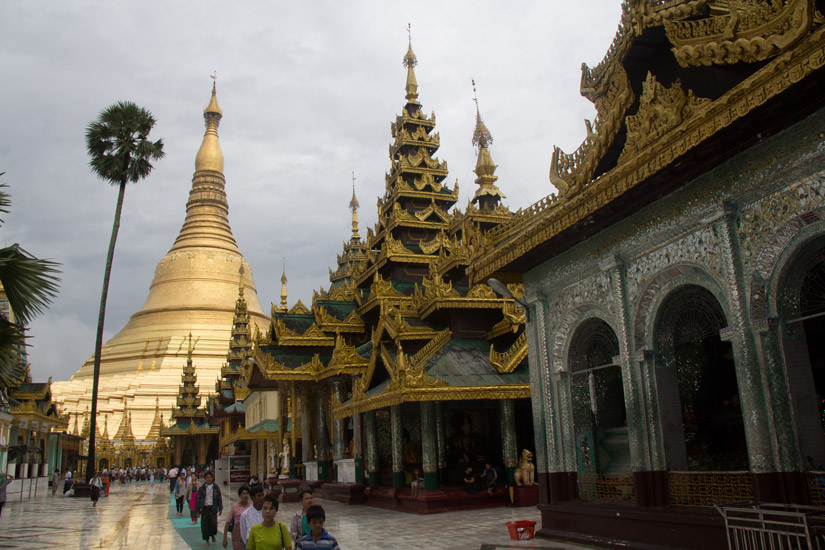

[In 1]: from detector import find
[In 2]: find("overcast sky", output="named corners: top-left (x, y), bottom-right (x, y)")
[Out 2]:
top-left (1, 1), bottom-right (622, 383)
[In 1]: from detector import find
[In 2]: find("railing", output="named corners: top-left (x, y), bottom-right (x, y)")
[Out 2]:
top-left (577, 472), bottom-right (635, 503)
top-left (808, 472), bottom-right (825, 506)
top-left (716, 502), bottom-right (825, 550)
top-left (668, 471), bottom-right (753, 508)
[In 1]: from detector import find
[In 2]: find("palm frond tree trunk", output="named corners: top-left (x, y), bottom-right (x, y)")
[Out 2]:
top-left (88, 178), bottom-right (126, 481)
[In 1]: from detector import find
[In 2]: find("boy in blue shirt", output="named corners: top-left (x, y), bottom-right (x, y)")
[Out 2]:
top-left (295, 505), bottom-right (340, 550)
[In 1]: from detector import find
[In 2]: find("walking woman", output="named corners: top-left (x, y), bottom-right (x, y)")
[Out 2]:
top-left (187, 476), bottom-right (199, 525)
top-left (174, 471), bottom-right (187, 516)
top-left (222, 485), bottom-right (252, 549)
top-left (90, 471), bottom-right (103, 508)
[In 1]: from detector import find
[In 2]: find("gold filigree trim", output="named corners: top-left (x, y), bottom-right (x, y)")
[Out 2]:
top-left (489, 333), bottom-right (528, 374)
top-left (665, 0), bottom-right (813, 67)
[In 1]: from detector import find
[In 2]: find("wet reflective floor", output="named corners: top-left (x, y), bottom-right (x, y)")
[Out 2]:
top-left (0, 482), bottom-right (594, 549)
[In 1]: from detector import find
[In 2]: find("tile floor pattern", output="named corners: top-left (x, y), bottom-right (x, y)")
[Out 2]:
top-left (0, 482), bottom-right (599, 549)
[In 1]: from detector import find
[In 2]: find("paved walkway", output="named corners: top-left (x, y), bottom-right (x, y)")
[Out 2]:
top-left (0, 482), bottom-right (596, 549)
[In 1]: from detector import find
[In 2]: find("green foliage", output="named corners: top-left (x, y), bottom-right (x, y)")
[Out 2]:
top-left (85, 102), bottom-right (165, 186)
top-left (0, 180), bottom-right (62, 388)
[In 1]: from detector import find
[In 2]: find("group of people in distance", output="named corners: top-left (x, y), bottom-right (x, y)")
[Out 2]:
top-left (223, 484), bottom-right (340, 550)
top-left (463, 463), bottom-right (498, 495)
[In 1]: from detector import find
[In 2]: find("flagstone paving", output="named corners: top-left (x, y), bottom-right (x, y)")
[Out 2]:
top-left (0, 481), bottom-right (596, 549)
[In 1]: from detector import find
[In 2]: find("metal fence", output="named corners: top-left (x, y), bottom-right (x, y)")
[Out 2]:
top-left (716, 502), bottom-right (825, 550)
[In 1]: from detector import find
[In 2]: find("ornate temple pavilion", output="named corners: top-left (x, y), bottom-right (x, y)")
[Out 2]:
top-left (469, 1), bottom-right (825, 548)
top-left (238, 39), bottom-right (533, 510)
top-left (52, 83), bottom-right (270, 441)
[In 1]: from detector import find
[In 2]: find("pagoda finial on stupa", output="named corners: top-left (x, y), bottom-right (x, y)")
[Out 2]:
top-left (280, 261), bottom-right (288, 313)
top-left (195, 73), bottom-right (224, 173)
top-left (102, 414), bottom-right (109, 441)
top-left (470, 79), bottom-right (505, 209)
top-left (403, 23), bottom-right (419, 101)
top-left (350, 172), bottom-right (361, 241)
top-left (237, 265), bottom-right (245, 298)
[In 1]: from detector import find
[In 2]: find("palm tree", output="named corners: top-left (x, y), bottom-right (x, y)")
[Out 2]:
top-left (0, 176), bottom-right (61, 388)
top-left (85, 102), bottom-right (164, 480)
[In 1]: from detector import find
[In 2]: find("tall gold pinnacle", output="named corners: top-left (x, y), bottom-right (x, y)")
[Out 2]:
top-left (404, 24), bottom-right (419, 100)
top-left (238, 265), bottom-right (245, 297)
top-left (280, 261), bottom-right (288, 312)
top-left (350, 172), bottom-right (360, 241)
top-left (470, 79), bottom-right (504, 206)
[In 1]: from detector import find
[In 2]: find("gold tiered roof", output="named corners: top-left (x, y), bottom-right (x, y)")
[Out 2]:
top-left (250, 38), bottom-right (530, 420)
top-left (162, 335), bottom-right (218, 436)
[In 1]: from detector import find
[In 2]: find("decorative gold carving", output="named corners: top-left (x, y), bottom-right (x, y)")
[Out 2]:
top-left (621, 73), bottom-right (710, 161)
top-left (489, 333), bottom-right (528, 374)
top-left (287, 299), bottom-right (311, 315)
top-left (665, 0), bottom-right (813, 67)
top-left (329, 334), bottom-right (369, 369)
top-left (273, 318), bottom-right (334, 346)
top-left (466, 283), bottom-right (497, 299)
top-left (410, 328), bottom-right (452, 367)
top-left (551, 62), bottom-right (635, 197)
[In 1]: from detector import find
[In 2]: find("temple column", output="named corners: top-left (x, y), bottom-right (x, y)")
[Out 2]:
top-left (364, 410), bottom-right (379, 487)
top-left (290, 382), bottom-right (297, 477)
top-left (315, 384), bottom-right (332, 480)
top-left (301, 384), bottom-right (313, 465)
top-left (330, 377), bottom-right (346, 461)
top-left (390, 405), bottom-right (404, 488)
top-left (420, 402), bottom-right (437, 490)
top-left (435, 402), bottom-right (447, 484)
top-left (352, 412), bottom-right (364, 483)
top-left (712, 202), bottom-right (784, 500)
top-left (500, 399), bottom-right (518, 484)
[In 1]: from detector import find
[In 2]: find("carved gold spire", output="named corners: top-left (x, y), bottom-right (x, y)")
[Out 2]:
top-left (280, 266), bottom-right (288, 313)
top-left (403, 24), bottom-right (419, 101)
top-left (350, 172), bottom-right (360, 241)
top-left (238, 265), bottom-right (245, 297)
top-left (471, 79), bottom-right (505, 208)
top-left (101, 414), bottom-right (109, 441)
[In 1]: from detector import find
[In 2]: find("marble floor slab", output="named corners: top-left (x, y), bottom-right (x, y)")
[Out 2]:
top-left (0, 481), bottom-right (597, 549)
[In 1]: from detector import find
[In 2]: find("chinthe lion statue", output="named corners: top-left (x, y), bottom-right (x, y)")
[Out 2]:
top-left (514, 449), bottom-right (535, 485)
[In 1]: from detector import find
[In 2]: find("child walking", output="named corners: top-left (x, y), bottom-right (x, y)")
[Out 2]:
top-left (295, 505), bottom-right (340, 550)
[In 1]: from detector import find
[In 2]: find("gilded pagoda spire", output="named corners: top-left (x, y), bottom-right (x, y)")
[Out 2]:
top-left (404, 24), bottom-right (419, 101)
top-left (471, 79), bottom-right (505, 209)
top-left (101, 414), bottom-right (109, 441)
top-left (170, 76), bottom-right (238, 254)
top-left (146, 397), bottom-right (165, 440)
top-left (280, 267), bottom-right (288, 313)
top-left (350, 172), bottom-right (360, 242)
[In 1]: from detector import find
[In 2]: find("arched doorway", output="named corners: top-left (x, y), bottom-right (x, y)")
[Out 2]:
top-left (776, 235), bottom-right (825, 468)
top-left (655, 285), bottom-right (747, 471)
top-left (568, 317), bottom-right (630, 500)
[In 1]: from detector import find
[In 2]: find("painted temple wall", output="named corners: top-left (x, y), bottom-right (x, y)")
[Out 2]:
top-left (523, 104), bottom-right (825, 479)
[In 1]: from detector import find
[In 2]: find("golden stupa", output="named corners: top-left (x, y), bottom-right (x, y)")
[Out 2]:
top-left (53, 81), bottom-right (269, 439)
